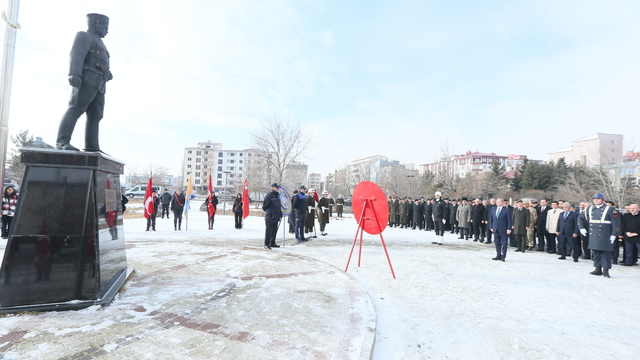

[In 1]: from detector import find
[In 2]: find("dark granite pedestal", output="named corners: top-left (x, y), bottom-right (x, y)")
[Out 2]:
top-left (0, 148), bottom-right (131, 313)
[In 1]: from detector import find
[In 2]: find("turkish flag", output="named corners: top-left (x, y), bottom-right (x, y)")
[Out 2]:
top-left (242, 177), bottom-right (250, 219)
top-left (207, 173), bottom-right (215, 217)
top-left (143, 177), bottom-right (154, 218)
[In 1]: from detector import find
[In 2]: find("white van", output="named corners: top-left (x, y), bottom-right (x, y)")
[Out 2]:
top-left (125, 185), bottom-right (160, 198)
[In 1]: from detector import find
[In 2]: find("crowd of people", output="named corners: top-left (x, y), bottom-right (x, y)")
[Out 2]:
top-left (387, 191), bottom-right (640, 277)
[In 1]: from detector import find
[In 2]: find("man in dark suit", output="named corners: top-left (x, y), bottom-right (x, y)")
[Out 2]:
top-left (556, 202), bottom-right (580, 261)
top-left (512, 200), bottom-right (530, 253)
top-left (536, 199), bottom-right (550, 251)
top-left (470, 198), bottom-right (485, 242)
top-left (621, 203), bottom-right (640, 266)
top-left (490, 198), bottom-right (512, 261)
top-left (483, 198), bottom-right (495, 244)
top-left (577, 201), bottom-right (591, 259)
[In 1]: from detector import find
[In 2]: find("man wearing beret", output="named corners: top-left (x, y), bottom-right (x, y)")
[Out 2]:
top-left (578, 193), bottom-right (621, 278)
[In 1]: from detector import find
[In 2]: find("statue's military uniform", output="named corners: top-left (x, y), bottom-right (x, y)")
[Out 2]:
top-left (578, 204), bottom-right (620, 270)
top-left (57, 13), bottom-right (112, 152)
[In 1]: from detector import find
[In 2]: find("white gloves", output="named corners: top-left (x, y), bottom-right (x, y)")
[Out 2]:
top-left (610, 236), bottom-right (616, 244)
top-left (321, 207), bottom-right (327, 212)
top-left (442, 219), bottom-right (447, 224)
top-left (580, 229), bottom-right (587, 236)
top-left (308, 206), bottom-right (314, 212)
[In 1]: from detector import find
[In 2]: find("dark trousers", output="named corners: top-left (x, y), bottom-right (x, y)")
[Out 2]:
top-left (570, 236), bottom-right (581, 260)
top-left (337, 205), bottom-right (343, 217)
top-left (592, 250), bottom-right (612, 269)
top-left (509, 232), bottom-right (517, 247)
top-left (547, 233), bottom-right (557, 252)
top-left (434, 219), bottom-right (445, 236)
top-left (173, 209), bottom-right (183, 229)
top-left (161, 204), bottom-right (170, 218)
top-left (459, 227), bottom-right (470, 239)
top-left (558, 234), bottom-right (570, 257)
top-left (208, 213), bottom-right (216, 229)
top-left (234, 212), bottom-right (243, 229)
top-left (580, 234), bottom-right (590, 259)
top-left (613, 240), bottom-right (624, 262)
top-left (57, 84), bottom-right (104, 149)
top-left (515, 234), bottom-right (527, 251)
top-left (146, 214), bottom-right (157, 230)
top-left (625, 242), bottom-right (640, 265)
top-left (473, 224), bottom-right (483, 240)
top-left (295, 212), bottom-right (306, 240)
top-left (1, 215), bottom-right (13, 237)
top-left (537, 229), bottom-right (547, 250)
top-left (426, 219), bottom-right (434, 231)
top-left (494, 231), bottom-right (509, 259)
top-left (485, 225), bottom-right (493, 243)
top-left (265, 221), bottom-right (279, 246)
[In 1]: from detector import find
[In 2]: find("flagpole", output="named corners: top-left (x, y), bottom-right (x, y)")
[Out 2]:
top-left (0, 0), bottom-right (20, 186)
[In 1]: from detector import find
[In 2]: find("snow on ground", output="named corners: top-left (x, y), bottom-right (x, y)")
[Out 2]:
top-left (1, 200), bottom-right (640, 359)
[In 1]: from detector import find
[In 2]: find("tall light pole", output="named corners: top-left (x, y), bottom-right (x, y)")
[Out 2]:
top-left (0, 0), bottom-right (20, 186)
top-left (223, 171), bottom-right (231, 214)
top-left (406, 174), bottom-right (415, 198)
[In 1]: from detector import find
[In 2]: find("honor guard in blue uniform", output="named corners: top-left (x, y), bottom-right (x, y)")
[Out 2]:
top-left (578, 193), bottom-right (621, 278)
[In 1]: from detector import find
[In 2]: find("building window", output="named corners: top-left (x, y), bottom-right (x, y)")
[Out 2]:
top-left (218, 152), bottom-right (223, 157)
top-left (230, 167), bottom-right (235, 171)
top-left (196, 151), bottom-right (201, 156)
top-left (196, 165), bottom-right (201, 170)
top-left (195, 172), bottom-right (200, 177)
top-left (217, 181), bottom-right (222, 185)
top-left (239, 167), bottom-right (243, 171)
top-left (196, 158), bottom-right (201, 163)
top-left (203, 165), bottom-right (208, 169)
top-left (239, 153), bottom-right (243, 156)
top-left (206, 145), bottom-right (210, 148)
top-left (230, 153), bottom-right (235, 156)
top-left (204, 151), bottom-right (208, 154)
top-left (187, 171), bottom-right (191, 175)
top-left (217, 174), bottom-right (222, 179)
top-left (230, 173), bottom-right (234, 177)
top-left (218, 166), bottom-right (222, 171)
top-left (239, 160), bottom-right (243, 164)
top-left (228, 160), bottom-right (235, 164)
top-left (218, 159), bottom-right (223, 164)
top-left (187, 157), bottom-right (192, 161)
top-left (187, 164), bottom-right (191, 168)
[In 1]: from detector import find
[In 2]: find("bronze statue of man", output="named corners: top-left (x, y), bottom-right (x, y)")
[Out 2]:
top-left (56, 13), bottom-right (112, 152)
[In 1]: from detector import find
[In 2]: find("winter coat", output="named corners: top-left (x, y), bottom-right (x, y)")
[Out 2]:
top-left (470, 204), bottom-right (485, 224)
top-left (511, 207), bottom-right (530, 235)
top-left (2, 193), bottom-right (18, 217)
top-left (233, 197), bottom-right (243, 213)
top-left (399, 202), bottom-right (408, 224)
top-left (317, 197), bottom-right (330, 225)
top-left (449, 204), bottom-right (458, 224)
top-left (390, 200), bottom-right (399, 218)
top-left (293, 192), bottom-right (307, 214)
top-left (262, 189), bottom-right (282, 223)
top-left (204, 195), bottom-right (219, 211)
top-left (456, 204), bottom-right (471, 228)
top-left (621, 212), bottom-right (640, 244)
top-left (171, 193), bottom-right (186, 211)
top-left (160, 192), bottom-right (172, 205)
top-left (578, 205), bottom-right (621, 251)
top-left (546, 208), bottom-right (561, 233)
top-left (305, 196), bottom-right (316, 227)
top-left (432, 199), bottom-right (448, 220)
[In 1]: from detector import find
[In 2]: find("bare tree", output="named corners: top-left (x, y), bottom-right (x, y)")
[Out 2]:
top-left (248, 114), bottom-right (313, 184)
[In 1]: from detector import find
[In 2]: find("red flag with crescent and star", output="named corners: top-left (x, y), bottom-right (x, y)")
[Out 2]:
top-left (242, 177), bottom-right (250, 219)
top-left (143, 176), bottom-right (154, 218)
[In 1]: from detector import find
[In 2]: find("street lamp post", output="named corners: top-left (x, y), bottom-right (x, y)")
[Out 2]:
top-left (223, 171), bottom-right (231, 214)
top-left (406, 175), bottom-right (415, 198)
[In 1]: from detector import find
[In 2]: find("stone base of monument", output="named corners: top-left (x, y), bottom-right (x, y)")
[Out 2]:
top-left (0, 148), bottom-right (133, 314)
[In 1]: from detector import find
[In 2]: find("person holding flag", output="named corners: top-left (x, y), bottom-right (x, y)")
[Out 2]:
top-left (204, 174), bottom-right (218, 229)
top-left (171, 189), bottom-right (186, 231)
top-left (242, 177), bottom-right (250, 221)
top-left (145, 190), bottom-right (159, 231)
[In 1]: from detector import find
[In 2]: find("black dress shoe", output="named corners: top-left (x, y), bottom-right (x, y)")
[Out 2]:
top-left (603, 269), bottom-right (610, 278)
top-left (264, 245), bottom-right (272, 250)
top-left (573, 259), bottom-right (578, 262)
top-left (492, 256), bottom-right (501, 261)
top-left (501, 259), bottom-right (505, 262)
top-left (620, 263), bottom-right (632, 266)
top-left (536, 249), bottom-right (544, 251)
top-left (558, 256), bottom-right (566, 260)
top-left (270, 244), bottom-right (280, 248)
top-left (612, 259), bottom-right (618, 265)
top-left (590, 268), bottom-right (603, 276)
top-left (432, 241), bottom-right (439, 245)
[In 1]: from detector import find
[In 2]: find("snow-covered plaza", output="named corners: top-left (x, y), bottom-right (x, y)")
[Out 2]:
top-left (1, 201), bottom-right (639, 359)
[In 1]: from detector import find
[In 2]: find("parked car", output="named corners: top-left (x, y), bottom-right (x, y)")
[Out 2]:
top-left (125, 185), bottom-right (160, 198)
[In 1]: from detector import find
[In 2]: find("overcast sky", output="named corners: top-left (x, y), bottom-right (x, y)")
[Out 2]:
top-left (4, 0), bottom-right (640, 178)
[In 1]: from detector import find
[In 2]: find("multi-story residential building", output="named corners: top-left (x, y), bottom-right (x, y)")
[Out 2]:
top-left (549, 133), bottom-right (623, 167)
top-left (308, 173), bottom-right (322, 191)
top-left (420, 151), bottom-right (526, 177)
